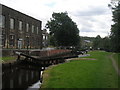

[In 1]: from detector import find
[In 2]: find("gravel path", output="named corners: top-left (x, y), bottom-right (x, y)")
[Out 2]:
top-left (110, 53), bottom-right (120, 76)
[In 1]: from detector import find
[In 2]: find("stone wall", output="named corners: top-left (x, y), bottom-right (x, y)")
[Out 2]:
top-left (2, 49), bottom-right (15, 56)
top-left (30, 49), bottom-right (71, 57)
top-left (2, 49), bottom-right (71, 57)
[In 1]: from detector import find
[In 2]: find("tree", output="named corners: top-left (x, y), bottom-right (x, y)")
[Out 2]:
top-left (102, 37), bottom-right (110, 51)
top-left (80, 36), bottom-right (94, 50)
top-left (109, 1), bottom-right (120, 52)
top-left (93, 35), bottom-right (102, 50)
top-left (45, 12), bottom-right (80, 47)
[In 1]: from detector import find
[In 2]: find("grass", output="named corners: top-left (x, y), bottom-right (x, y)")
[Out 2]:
top-left (0, 56), bottom-right (17, 62)
top-left (41, 51), bottom-right (118, 88)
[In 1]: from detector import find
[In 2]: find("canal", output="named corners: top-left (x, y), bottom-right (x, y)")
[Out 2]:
top-left (2, 62), bottom-right (43, 89)
top-left (2, 49), bottom-right (78, 89)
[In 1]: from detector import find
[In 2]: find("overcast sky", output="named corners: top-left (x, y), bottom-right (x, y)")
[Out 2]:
top-left (0, 0), bottom-right (112, 37)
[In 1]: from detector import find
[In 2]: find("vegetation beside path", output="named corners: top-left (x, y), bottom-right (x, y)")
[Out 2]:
top-left (41, 51), bottom-right (119, 88)
top-left (112, 53), bottom-right (120, 69)
top-left (0, 56), bottom-right (17, 63)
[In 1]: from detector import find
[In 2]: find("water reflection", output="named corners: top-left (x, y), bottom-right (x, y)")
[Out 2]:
top-left (2, 64), bottom-right (42, 89)
top-left (28, 80), bottom-right (41, 90)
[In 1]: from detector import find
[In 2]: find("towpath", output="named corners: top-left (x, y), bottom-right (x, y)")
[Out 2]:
top-left (110, 53), bottom-right (120, 76)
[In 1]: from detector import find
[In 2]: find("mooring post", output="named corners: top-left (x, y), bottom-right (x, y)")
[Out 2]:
top-left (43, 61), bottom-right (46, 70)
top-left (17, 55), bottom-right (20, 61)
top-left (15, 52), bottom-right (21, 61)
top-left (39, 71), bottom-right (42, 83)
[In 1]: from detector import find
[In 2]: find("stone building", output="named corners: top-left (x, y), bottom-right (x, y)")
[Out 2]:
top-left (42, 29), bottom-right (48, 47)
top-left (0, 4), bottom-right (42, 49)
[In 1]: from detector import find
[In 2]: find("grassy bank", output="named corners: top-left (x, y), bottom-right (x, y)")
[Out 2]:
top-left (0, 56), bottom-right (17, 62)
top-left (41, 51), bottom-right (118, 88)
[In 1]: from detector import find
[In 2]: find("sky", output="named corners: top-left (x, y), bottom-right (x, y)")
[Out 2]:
top-left (0, 0), bottom-right (112, 37)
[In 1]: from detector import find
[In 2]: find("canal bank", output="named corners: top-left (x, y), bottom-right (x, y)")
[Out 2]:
top-left (40, 51), bottom-right (119, 88)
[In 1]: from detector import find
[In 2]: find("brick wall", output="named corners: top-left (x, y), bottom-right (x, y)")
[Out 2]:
top-left (30, 49), bottom-right (71, 57)
top-left (2, 49), bottom-right (71, 57)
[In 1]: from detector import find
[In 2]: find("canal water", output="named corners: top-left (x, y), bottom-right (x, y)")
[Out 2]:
top-left (27, 80), bottom-right (41, 89)
top-left (27, 71), bottom-right (43, 89)
top-left (2, 64), bottom-right (43, 89)
top-left (78, 54), bottom-right (90, 57)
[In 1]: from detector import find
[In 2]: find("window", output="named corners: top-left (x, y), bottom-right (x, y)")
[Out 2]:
top-left (10, 35), bottom-right (14, 40)
top-left (0, 35), bottom-right (2, 46)
top-left (26, 23), bottom-right (29, 32)
top-left (0, 15), bottom-right (5, 28)
top-left (2, 35), bottom-right (5, 47)
top-left (19, 21), bottom-right (22, 30)
top-left (11, 35), bottom-right (14, 39)
top-left (10, 18), bottom-right (14, 29)
top-left (9, 35), bottom-right (15, 46)
top-left (43, 35), bottom-right (45, 40)
top-left (37, 27), bottom-right (39, 34)
top-left (0, 15), bottom-right (2, 28)
top-left (32, 25), bottom-right (34, 33)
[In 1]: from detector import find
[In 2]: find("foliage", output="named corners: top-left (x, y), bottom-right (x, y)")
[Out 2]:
top-left (109, 1), bottom-right (120, 52)
top-left (41, 51), bottom-right (118, 88)
top-left (80, 36), bottom-right (94, 50)
top-left (46, 12), bottom-right (80, 47)
top-left (92, 35), bottom-right (111, 51)
top-left (80, 36), bottom-right (110, 51)
top-left (113, 53), bottom-right (120, 68)
top-left (93, 35), bottom-right (102, 50)
top-left (102, 37), bottom-right (111, 51)
top-left (48, 35), bottom-right (57, 46)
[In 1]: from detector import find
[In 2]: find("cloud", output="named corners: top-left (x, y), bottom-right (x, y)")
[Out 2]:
top-left (80, 27), bottom-right (95, 32)
top-left (0, 0), bottom-right (112, 37)
top-left (45, 2), bottom-right (56, 7)
top-left (74, 6), bottom-right (110, 17)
